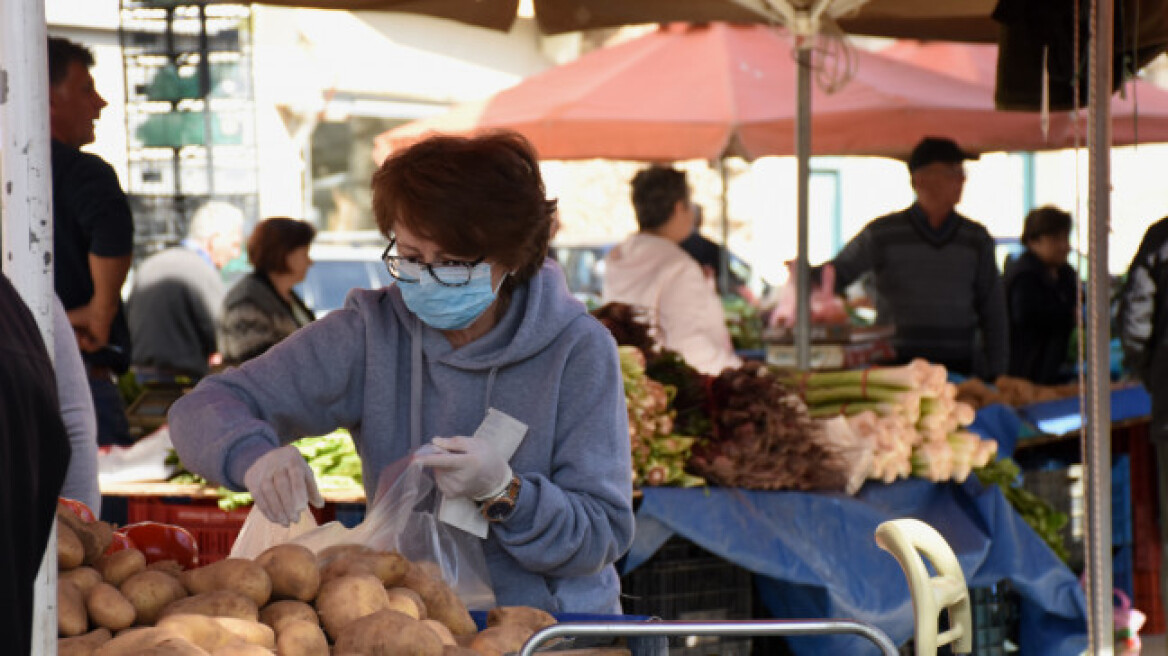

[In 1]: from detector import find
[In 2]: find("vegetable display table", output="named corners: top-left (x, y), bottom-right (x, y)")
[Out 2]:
top-left (624, 479), bottom-right (1088, 656)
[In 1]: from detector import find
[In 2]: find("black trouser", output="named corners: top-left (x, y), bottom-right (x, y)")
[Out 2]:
top-left (1157, 440), bottom-right (1168, 630)
top-left (88, 372), bottom-right (132, 447)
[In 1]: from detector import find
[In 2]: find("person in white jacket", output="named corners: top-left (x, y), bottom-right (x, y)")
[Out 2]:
top-left (602, 165), bottom-right (742, 375)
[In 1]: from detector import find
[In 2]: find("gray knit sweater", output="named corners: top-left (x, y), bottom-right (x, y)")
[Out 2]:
top-left (831, 204), bottom-right (1008, 378)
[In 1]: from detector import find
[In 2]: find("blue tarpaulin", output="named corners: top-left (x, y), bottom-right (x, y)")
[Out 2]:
top-left (626, 478), bottom-right (1088, 655)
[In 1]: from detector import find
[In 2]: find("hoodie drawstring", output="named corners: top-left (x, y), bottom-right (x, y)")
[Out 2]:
top-left (411, 316), bottom-right (423, 450)
top-left (483, 367), bottom-right (499, 416)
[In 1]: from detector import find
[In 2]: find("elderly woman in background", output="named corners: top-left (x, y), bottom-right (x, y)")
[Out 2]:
top-left (218, 217), bottom-right (317, 365)
top-left (169, 132), bottom-right (634, 614)
top-left (1004, 205), bottom-right (1078, 384)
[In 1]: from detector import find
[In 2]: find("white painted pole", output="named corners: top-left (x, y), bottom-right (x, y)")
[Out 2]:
top-left (1, 0), bottom-right (59, 654)
top-left (1084, 0), bottom-right (1114, 650)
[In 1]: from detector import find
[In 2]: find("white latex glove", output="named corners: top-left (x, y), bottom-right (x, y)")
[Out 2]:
top-left (414, 436), bottom-right (512, 501)
top-left (243, 445), bottom-right (325, 527)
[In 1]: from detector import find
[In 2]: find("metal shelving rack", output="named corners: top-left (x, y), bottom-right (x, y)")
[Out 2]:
top-left (119, 0), bottom-right (259, 256)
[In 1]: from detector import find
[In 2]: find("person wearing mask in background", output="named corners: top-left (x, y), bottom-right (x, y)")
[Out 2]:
top-left (169, 132), bottom-right (633, 613)
top-left (1003, 206), bottom-right (1078, 384)
top-left (1118, 215), bottom-right (1168, 633)
top-left (218, 217), bottom-right (316, 365)
top-left (603, 166), bottom-right (742, 375)
top-left (827, 136), bottom-right (1007, 379)
top-left (0, 274), bottom-right (73, 655)
top-left (48, 36), bottom-right (135, 446)
top-left (128, 200), bottom-right (244, 382)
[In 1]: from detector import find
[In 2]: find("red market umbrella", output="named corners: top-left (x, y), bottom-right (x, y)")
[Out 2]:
top-left (880, 40), bottom-right (1168, 148)
top-left (375, 23), bottom-right (1083, 164)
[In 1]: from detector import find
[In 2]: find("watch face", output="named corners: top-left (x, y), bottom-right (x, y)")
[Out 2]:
top-left (484, 498), bottom-right (514, 521)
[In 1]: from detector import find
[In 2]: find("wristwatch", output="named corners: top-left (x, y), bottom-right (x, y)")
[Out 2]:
top-left (479, 475), bottom-right (521, 522)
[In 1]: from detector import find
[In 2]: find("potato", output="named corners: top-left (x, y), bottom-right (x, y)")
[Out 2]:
top-left (120, 570), bottom-right (189, 625)
top-left (319, 551), bottom-right (408, 586)
top-left (58, 509), bottom-right (114, 565)
top-left (441, 647), bottom-right (481, 656)
top-left (180, 559), bottom-right (271, 607)
top-left (87, 582), bottom-right (136, 631)
top-left (315, 544), bottom-right (369, 566)
top-left (136, 637), bottom-right (211, 656)
top-left (147, 560), bottom-right (187, 577)
top-left (469, 624), bottom-right (535, 656)
top-left (59, 579), bottom-right (89, 637)
top-left (214, 617), bottom-right (275, 649)
top-left (275, 618), bottom-right (329, 656)
top-left (155, 614), bottom-right (239, 652)
top-left (255, 543), bottom-right (320, 602)
top-left (486, 606), bottom-right (556, 633)
top-left (59, 627), bottom-right (112, 656)
top-left (59, 520), bottom-right (86, 570)
top-left (402, 565), bottom-right (477, 636)
top-left (421, 619), bottom-right (456, 646)
top-left (92, 627), bottom-right (183, 655)
top-left (259, 600), bottom-right (318, 631)
top-left (333, 609), bottom-right (443, 656)
top-left (160, 590), bottom-right (258, 622)
top-left (314, 574), bottom-right (391, 640)
top-left (385, 587), bottom-right (425, 620)
top-left (209, 643), bottom-right (270, 656)
top-left (62, 566), bottom-right (104, 597)
top-left (96, 549), bottom-right (147, 586)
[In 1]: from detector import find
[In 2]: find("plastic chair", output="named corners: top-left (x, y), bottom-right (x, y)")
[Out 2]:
top-left (875, 518), bottom-right (973, 655)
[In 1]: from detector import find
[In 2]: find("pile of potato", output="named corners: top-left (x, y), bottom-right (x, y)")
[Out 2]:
top-left (56, 506), bottom-right (562, 655)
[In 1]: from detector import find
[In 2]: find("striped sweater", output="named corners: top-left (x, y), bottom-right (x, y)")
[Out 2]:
top-left (831, 204), bottom-right (1008, 378)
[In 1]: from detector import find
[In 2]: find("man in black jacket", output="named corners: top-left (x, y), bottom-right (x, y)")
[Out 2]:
top-left (1118, 216), bottom-right (1168, 631)
top-left (0, 275), bottom-right (72, 654)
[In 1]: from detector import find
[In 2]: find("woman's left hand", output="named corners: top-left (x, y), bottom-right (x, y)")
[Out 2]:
top-left (416, 436), bottom-right (512, 501)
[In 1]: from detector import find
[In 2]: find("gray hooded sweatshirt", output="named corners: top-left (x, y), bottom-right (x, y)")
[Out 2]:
top-left (168, 261), bottom-right (634, 613)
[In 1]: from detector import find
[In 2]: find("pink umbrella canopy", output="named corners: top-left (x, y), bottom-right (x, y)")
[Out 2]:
top-left (375, 23), bottom-right (1121, 163)
top-left (880, 40), bottom-right (1168, 148)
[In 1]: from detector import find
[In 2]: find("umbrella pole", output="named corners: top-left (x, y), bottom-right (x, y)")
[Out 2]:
top-left (1, 0), bottom-right (59, 653)
top-left (718, 159), bottom-right (730, 297)
top-left (795, 43), bottom-right (812, 370)
top-left (1083, 0), bottom-right (1115, 649)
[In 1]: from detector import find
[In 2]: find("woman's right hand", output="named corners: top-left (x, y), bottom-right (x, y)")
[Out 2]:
top-left (243, 445), bottom-right (324, 526)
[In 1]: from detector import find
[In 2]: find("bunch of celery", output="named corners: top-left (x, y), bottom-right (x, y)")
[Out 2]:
top-left (780, 358), bottom-right (998, 485)
top-left (619, 345), bottom-right (705, 488)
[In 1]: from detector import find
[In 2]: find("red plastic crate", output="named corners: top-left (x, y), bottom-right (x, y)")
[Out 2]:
top-left (1134, 570), bottom-right (1165, 636)
top-left (126, 496), bottom-right (334, 565)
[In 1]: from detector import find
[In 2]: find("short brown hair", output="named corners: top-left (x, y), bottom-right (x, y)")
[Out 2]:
top-left (1021, 206), bottom-right (1072, 245)
top-left (48, 37), bottom-right (94, 87)
top-left (631, 166), bottom-right (688, 230)
top-left (371, 131), bottom-right (557, 287)
top-left (247, 217), bottom-right (316, 274)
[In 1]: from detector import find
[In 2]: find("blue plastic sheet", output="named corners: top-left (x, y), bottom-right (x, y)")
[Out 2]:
top-left (627, 479), bottom-right (1088, 656)
top-left (1018, 385), bottom-right (1151, 436)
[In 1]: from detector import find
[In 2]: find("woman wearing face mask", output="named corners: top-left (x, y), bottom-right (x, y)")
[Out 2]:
top-left (168, 132), bottom-right (634, 614)
top-left (218, 217), bottom-right (317, 366)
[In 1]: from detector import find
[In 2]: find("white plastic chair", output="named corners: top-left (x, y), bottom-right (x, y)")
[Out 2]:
top-left (875, 518), bottom-right (973, 655)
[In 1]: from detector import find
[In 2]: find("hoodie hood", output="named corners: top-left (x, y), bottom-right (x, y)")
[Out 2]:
top-left (388, 258), bottom-right (589, 372)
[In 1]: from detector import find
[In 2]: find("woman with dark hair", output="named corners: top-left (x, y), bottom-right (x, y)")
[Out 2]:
top-left (170, 132), bottom-right (633, 614)
top-left (1004, 205), bottom-right (1078, 383)
top-left (218, 217), bottom-right (317, 365)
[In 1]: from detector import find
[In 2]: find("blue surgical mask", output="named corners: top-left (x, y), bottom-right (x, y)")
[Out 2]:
top-left (398, 263), bottom-right (507, 331)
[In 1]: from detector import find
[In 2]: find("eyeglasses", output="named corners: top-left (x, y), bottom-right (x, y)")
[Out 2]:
top-left (381, 237), bottom-right (486, 287)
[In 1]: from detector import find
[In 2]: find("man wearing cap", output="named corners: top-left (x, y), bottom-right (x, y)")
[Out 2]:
top-left (826, 136), bottom-right (1008, 378)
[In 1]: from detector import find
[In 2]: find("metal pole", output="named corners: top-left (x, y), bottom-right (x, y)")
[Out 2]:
top-left (1, 1), bottom-right (58, 653)
top-left (518, 620), bottom-right (900, 656)
top-left (795, 42), bottom-right (812, 370)
top-left (1084, 0), bottom-right (1115, 651)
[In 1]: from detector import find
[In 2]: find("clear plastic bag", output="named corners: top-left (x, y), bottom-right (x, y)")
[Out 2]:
top-left (229, 450), bottom-right (496, 610)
